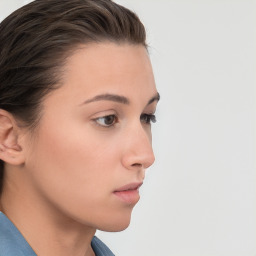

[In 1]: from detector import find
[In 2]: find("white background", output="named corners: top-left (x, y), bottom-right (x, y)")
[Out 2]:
top-left (1, 1), bottom-right (255, 255)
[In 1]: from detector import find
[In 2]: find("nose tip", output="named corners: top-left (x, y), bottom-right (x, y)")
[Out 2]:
top-left (122, 127), bottom-right (155, 170)
top-left (142, 151), bottom-right (155, 169)
top-left (123, 148), bottom-right (155, 170)
top-left (131, 150), bottom-right (155, 168)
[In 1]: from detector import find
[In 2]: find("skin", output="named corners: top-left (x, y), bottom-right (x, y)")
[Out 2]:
top-left (0, 42), bottom-right (158, 256)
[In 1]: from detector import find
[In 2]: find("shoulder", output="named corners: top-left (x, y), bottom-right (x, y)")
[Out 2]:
top-left (0, 212), bottom-right (37, 256)
top-left (91, 236), bottom-right (115, 256)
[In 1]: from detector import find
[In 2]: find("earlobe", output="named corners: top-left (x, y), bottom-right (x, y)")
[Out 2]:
top-left (0, 110), bottom-right (25, 166)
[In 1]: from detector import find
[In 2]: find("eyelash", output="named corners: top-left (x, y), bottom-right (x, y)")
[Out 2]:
top-left (140, 113), bottom-right (157, 124)
top-left (93, 114), bottom-right (157, 128)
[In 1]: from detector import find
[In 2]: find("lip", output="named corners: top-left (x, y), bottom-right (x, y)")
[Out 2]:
top-left (113, 182), bottom-right (143, 205)
top-left (115, 182), bottom-right (143, 192)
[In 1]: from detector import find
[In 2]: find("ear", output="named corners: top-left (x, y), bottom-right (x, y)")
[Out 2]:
top-left (0, 109), bottom-right (25, 166)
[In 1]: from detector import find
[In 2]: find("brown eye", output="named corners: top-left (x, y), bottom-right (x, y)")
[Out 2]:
top-left (94, 115), bottom-right (117, 127)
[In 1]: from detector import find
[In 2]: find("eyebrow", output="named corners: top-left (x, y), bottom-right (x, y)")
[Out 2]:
top-left (82, 92), bottom-right (160, 106)
top-left (148, 92), bottom-right (160, 105)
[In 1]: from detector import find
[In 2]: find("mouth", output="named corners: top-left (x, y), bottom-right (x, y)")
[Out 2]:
top-left (113, 182), bottom-right (143, 205)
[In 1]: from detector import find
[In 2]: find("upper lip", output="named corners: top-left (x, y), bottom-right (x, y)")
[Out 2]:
top-left (114, 182), bottom-right (143, 192)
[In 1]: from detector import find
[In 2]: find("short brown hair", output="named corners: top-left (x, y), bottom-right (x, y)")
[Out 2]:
top-left (0, 0), bottom-right (147, 192)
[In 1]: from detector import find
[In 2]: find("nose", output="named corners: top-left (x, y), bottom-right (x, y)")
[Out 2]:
top-left (121, 124), bottom-right (155, 170)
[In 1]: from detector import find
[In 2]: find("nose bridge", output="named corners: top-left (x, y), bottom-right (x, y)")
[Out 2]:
top-left (122, 122), bottom-right (155, 169)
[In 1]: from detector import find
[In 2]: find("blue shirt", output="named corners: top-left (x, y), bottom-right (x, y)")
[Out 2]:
top-left (0, 212), bottom-right (114, 256)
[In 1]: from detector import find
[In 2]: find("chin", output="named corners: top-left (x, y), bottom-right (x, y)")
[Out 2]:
top-left (99, 223), bottom-right (130, 232)
top-left (97, 214), bottom-right (132, 232)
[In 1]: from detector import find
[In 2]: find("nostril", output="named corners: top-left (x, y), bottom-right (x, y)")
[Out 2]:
top-left (131, 163), bottom-right (142, 167)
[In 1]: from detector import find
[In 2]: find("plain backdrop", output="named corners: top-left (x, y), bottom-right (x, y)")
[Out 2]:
top-left (1, 1), bottom-right (255, 255)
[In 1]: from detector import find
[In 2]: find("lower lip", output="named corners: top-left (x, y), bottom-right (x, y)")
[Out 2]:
top-left (113, 189), bottom-right (140, 204)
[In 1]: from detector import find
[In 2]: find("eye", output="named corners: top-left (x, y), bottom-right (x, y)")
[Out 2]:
top-left (140, 114), bottom-right (156, 124)
top-left (94, 115), bottom-right (118, 127)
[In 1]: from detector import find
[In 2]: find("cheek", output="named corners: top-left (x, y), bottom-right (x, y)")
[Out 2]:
top-left (25, 122), bottom-right (123, 214)
top-left (30, 124), bottom-right (116, 190)
top-left (25, 125), bottom-right (133, 231)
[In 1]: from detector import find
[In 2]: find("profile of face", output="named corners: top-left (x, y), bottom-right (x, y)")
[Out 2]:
top-left (15, 42), bottom-right (158, 232)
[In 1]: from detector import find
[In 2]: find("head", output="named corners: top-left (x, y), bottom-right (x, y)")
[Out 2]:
top-left (0, 0), bottom-right (158, 231)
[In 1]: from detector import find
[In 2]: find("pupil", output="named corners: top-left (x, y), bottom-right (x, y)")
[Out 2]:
top-left (105, 115), bottom-right (114, 125)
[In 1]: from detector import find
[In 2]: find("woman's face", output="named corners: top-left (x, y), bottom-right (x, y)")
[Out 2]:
top-left (23, 43), bottom-right (158, 231)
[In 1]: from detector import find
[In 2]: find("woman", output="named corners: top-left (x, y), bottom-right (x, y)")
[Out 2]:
top-left (0, 0), bottom-right (159, 255)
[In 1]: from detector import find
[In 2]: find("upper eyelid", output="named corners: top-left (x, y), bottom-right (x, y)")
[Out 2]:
top-left (90, 109), bottom-right (117, 118)
top-left (93, 112), bottom-right (155, 118)
top-left (143, 104), bottom-right (157, 113)
top-left (89, 107), bottom-right (157, 119)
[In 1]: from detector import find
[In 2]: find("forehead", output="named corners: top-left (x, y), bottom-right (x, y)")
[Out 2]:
top-left (60, 42), bottom-right (157, 98)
